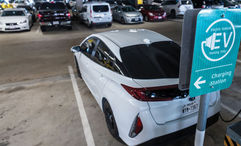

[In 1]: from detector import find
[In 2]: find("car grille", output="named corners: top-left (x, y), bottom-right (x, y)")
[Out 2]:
top-left (6, 23), bottom-right (18, 26)
top-left (5, 27), bottom-right (20, 30)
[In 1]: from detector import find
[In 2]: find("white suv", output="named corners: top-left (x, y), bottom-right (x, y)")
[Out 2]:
top-left (70, 29), bottom-right (220, 145)
top-left (161, 0), bottom-right (193, 18)
top-left (79, 2), bottom-right (112, 27)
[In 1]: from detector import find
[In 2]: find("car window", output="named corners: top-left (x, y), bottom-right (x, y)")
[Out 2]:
top-left (92, 5), bottom-right (109, 13)
top-left (81, 6), bottom-right (87, 12)
top-left (40, 2), bottom-right (66, 10)
top-left (93, 41), bottom-right (122, 74)
top-left (2, 10), bottom-right (25, 16)
top-left (121, 6), bottom-right (136, 12)
top-left (80, 38), bottom-right (97, 58)
top-left (120, 41), bottom-right (180, 79)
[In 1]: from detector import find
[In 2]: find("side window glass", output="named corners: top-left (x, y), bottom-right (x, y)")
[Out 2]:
top-left (93, 41), bottom-right (122, 74)
top-left (80, 38), bottom-right (97, 57)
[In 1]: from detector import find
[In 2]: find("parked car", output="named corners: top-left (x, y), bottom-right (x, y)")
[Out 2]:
top-left (12, 0), bottom-right (34, 8)
top-left (152, 0), bottom-right (163, 6)
top-left (161, 0), bottom-right (193, 18)
top-left (38, 2), bottom-right (72, 31)
top-left (223, 0), bottom-right (240, 8)
top-left (34, 0), bottom-right (47, 10)
top-left (205, 0), bottom-right (224, 8)
top-left (112, 5), bottom-right (143, 24)
top-left (70, 29), bottom-right (220, 145)
top-left (140, 4), bottom-right (166, 22)
top-left (192, 0), bottom-right (206, 8)
top-left (79, 2), bottom-right (112, 27)
top-left (17, 5), bottom-right (36, 22)
top-left (0, 8), bottom-right (32, 31)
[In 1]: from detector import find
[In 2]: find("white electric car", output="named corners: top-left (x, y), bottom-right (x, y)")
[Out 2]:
top-left (0, 8), bottom-right (32, 32)
top-left (70, 29), bottom-right (220, 145)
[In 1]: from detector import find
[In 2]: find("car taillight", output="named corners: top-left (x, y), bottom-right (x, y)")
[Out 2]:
top-left (129, 115), bottom-right (143, 138)
top-left (202, 5), bottom-right (206, 8)
top-left (121, 84), bottom-right (188, 101)
top-left (37, 14), bottom-right (42, 19)
top-left (67, 12), bottom-right (71, 19)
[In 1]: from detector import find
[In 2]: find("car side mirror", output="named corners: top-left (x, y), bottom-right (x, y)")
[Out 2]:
top-left (70, 46), bottom-right (81, 53)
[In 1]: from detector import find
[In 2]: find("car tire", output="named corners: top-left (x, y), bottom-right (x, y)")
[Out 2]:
top-left (67, 26), bottom-right (72, 30)
top-left (103, 99), bottom-right (122, 142)
top-left (87, 20), bottom-right (93, 28)
top-left (74, 57), bottom-right (82, 78)
top-left (144, 15), bottom-right (149, 22)
top-left (107, 23), bottom-right (112, 27)
top-left (41, 26), bottom-right (46, 32)
top-left (120, 17), bottom-right (125, 24)
top-left (171, 10), bottom-right (176, 18)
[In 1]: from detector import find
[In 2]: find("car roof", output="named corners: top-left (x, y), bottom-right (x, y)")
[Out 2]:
top-left (96, 29), bottom-right (172, 48)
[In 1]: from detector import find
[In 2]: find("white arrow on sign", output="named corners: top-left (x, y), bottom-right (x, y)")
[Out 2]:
top-left (194, 76), bottom-right (206, 89)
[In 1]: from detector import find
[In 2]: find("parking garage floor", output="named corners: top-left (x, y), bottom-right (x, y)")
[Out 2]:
top-left (0, 20), bottom-right (240, 146)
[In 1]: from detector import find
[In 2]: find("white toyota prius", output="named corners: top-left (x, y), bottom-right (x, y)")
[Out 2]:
top-left (70, 29), bottom-right (220, 145)
top-left (0, 8), bottom-right (32, 32)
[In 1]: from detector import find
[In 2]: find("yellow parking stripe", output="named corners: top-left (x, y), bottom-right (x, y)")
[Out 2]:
top-left (226, 136), bottom-right (235, 146)
top-left (224, 140), bottom-right (228, 146)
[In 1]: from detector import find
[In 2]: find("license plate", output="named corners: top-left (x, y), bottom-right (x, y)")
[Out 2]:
top-left (158, 16), bottom-right (162, 19)
top-left (135, 18), bottom-right (139, 21)
top-left (53, 21), bottom-right (59, 25)
top-left (182, 101), bottom-right (199, 114)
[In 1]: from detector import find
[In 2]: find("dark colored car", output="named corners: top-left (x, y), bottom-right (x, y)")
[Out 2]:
top-left (38, 2), bottom-right (72, 31)
top-left (17, 5), bottom-right (37, 22)
top-left (140, 5), bottom-right (166, 22)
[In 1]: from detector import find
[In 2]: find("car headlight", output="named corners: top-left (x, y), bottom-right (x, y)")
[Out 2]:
top-left (148, 12), bottom-right (154, 16)
top-left (163, 12), bottom-right (166, 17)
top-left (20, 20), bottom-right (27, 24)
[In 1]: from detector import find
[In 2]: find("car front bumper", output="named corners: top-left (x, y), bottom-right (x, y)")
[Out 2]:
top-left (0, 23), bottom-right (29, 32)
top-left (125, 16), bottom-right (143, 24)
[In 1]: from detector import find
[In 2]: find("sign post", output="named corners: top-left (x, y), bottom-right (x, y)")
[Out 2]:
top-left (179, 9), bottom-right (241, 146)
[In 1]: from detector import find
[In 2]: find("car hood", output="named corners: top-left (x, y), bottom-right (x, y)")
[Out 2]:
top-left (123, 11), bottom-right (141, 17)
top-left (147, 10), bottom-right (165, 15)
top-left (0, 16), bottom-right (27, 23)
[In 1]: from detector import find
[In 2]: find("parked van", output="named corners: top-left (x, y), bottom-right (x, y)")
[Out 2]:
top-left (79, 2), bottom-right (112, 27)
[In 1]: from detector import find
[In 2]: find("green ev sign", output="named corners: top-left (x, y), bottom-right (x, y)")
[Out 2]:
top-left (189, 9), bottom-right (241, 97)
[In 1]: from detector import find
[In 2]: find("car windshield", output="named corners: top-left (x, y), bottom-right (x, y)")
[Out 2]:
top-left (122, 6), bottom-right (136, 12)
top-left (181, 0), bottom-right (192, 4)
top-left (205, 0), bottom-right (223, 5)
top-left (120, 41), bottom-right (180, 79)
top-left (14, 0), bottom-right (25, 3)
top-left (40, 2), bottom-right (66, 10)
top-left (145, 5), bottom-right (161, 10)
top-left (93, 5), bottom-right (109, 12)
top-left (1, 10), bottom-right (25, 16)
top-left (17, 6), bottom-right (32, 11)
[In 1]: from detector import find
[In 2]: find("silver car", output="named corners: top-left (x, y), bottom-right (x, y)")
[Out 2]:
top-left (112, 5), bottom-right (143, 24)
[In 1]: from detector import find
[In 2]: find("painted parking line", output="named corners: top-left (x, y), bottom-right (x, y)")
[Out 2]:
top-left (237, 59), bottom-right (241, 64)
top-left (36, 26), bottom-right (41, 33)
top-left (221, 103), bottom-right (241, 119)
top-left (68, 65), bottom-right (95, 146)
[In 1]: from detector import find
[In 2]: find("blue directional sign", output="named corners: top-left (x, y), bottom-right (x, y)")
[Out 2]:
top-left (189, 9), bottom-right (241, 97)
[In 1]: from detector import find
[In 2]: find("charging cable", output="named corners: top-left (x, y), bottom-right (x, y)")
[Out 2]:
top-left (219, 109), bottom-right (241, 123)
